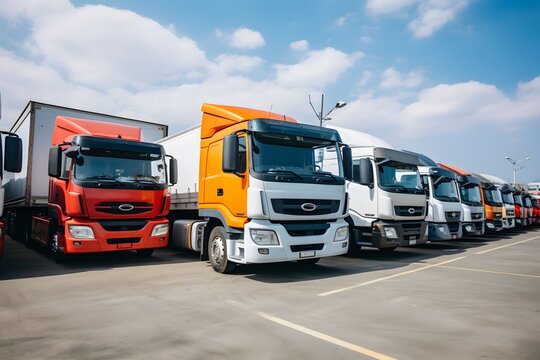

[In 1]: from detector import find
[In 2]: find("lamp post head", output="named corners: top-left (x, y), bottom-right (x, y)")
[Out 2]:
top-left (335, 101), bottom-right (347, 109)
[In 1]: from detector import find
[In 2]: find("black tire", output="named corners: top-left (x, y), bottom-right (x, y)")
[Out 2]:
top-left (297, 258), bottom-right (320, 265)
top-left (23, 224), bottom-right (34, 249)
top-left (379, 246), bottom-right (397, 252)
top-left (208, 226), bottom-right (236, 274)
top-left (136, 249), bottom-right (154, 257)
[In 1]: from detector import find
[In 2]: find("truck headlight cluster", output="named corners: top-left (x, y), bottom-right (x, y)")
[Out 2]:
top-left (68, 225), bottom-right (95, 239)
top-left (384, 226), bottom-right (398, 239)
top-left (334, 226), bottom-right (349, 242)
top-left (151, 224), bottom-right (169, 237)
top-left (250, 229), bottom-right (279, 246)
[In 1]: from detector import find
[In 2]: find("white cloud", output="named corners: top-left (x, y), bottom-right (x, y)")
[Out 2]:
top-left (360, 36), bottom-right (372, 44)
top-left (213, 54), bottom-right (263, 74)
top-left (366, 0), bottom-right (419, 15)
top-left (228, 27), bottom-right (265, 49)
top-left (274, 48), bottom-right (362, 89)
top-left (3, 3), bottom-right (209, 90)
top-left (366, 0), bottom-right (470, 38)
top-left (379, 67), bottom-right (424, 89)
top-left (333, 14), bottom-right (353, 28)
top-left (289, 40), bottom-right (309, 51)
top-left (408, 0), bottom-right (469, 38)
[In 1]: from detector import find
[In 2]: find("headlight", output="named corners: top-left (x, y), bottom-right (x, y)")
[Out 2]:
top-left (152, 223), bottom-right (169, 236)
top-left (334, 226), bottom-right (349, 242)
top-left (68, 225), bottom-right (95, 239)
top-left (250, 229), bottom-right (279, 246)
top-left (384, 226), bottom-right (398, 239)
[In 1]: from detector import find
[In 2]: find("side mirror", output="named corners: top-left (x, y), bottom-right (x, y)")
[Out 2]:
top-left (359, 158), bottom-right (374, 188)
top-left (169, 157), bottom-right (178, 185)
top-left (342, 145), bottom-right (353, 180)
top-left (48, 147), bottom-right (62, 178)
top-left (3, 136), bottom-right (22, 173)
top-left (222, 134), bottom-right (239, 173)
top-left (64, 145), bottom-right (80, 159)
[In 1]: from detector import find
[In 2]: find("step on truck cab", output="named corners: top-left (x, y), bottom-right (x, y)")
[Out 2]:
top-left (438, 163), bottom-right (485, 237)
top-left (480, 174), bottom-right (516, 230)
top-left (0, 132), bottom-right (23, 258)
top-left (5, 102), bottom-right (176, 260)
top-left (160, 104), bottom-right (352, 273)
top-left (404, 152), bottom-right (462, 241)
top-left (472, 173), bottom-right (504, 232)
top-left (328, 127), bottom-right (428, 252)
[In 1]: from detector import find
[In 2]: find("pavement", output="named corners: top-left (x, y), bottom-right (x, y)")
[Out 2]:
top-left (1, 228), bottom-right (539, 360)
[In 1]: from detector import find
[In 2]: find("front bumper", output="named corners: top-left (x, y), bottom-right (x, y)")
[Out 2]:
top-left (226, 219), bottom-right (349, 264)
top-left (485, 220), bottom-right (503, 232)
top-left (502, 218), bottom-right (515, 229)
top-left (462, 221), bottom-right (485, 236)
top-left (369, 221), bottom-right (428, 248)
top-left (428, 222), bottom-right (462, 241)
top-left (61, 218), bottom-right (169, 254)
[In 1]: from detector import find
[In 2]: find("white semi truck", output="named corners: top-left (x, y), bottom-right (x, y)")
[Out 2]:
top-left (330, 126), bottom-right (428, 252)
top-left (404, 151), bottom-right (463, 241)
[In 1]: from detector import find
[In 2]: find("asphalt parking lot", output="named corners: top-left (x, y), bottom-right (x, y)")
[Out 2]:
top-left (1, 229), bottom-right (539, 360)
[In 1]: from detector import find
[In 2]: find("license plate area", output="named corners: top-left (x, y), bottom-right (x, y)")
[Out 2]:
top-left (299, 250), bottom-right (316, 258)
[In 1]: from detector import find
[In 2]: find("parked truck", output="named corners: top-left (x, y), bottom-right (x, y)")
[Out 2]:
top-left (480, 174), bottom-right (516, 230)
top-left (403, 152), bottom-right (462, 241)
top-left (472, 173), bottom-right (504, 232)
top-left (159, 103), bottom-right (352, 273)
top-left (438, 163), bottom-right (485, 237)
top-left (4, 101), bottom-right (176, 260)
top-left (512, 186), bottom-right (526, 227)
top-left (329, 126), bottom-right (428, 253)
top-left (0, 131), bottom-right (23, 257)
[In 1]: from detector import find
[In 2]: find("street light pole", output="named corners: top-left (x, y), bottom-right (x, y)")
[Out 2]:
top-left (505, 156), bottom-right (531, 184)
top-left (309, 94), bottom-right (347, 127)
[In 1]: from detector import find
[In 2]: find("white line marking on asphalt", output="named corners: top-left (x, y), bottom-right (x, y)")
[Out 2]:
top-left (318, 256), bottom-right (466, 297)
top-left (438, 265), bottom-right (540, 279)
top-left (258, 312), bottom-right (397, 360)
top-left (476, 235), bottom-right (540, 255)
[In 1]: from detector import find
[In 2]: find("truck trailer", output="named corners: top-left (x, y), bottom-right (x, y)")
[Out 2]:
top-left (159, 103), bottom-right (353, 273)
top-left (4, 101), bottom-right (176, 260)
top-left (329, 126), bottom-right (428, 252)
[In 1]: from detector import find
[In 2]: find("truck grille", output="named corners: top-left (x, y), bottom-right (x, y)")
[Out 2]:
top-left (394, 206), bottom-right (424, 217)
top-left (99, 220), bottom-right (148, 231)
top-left (271, 199), bottom-right (339, 215)
top-left (472, 212), bottom-right (483, 220)
top-left (280, 221), bottom-right (330, 237)
top-left (445, 211), bottom-right (461, 222)
top-left (448, 222), bottom-right (460, 234)
top-left (95, 202), bottom-right (153, 215)
top-left (507, 210), bottom-right (515, 217)
top-left (402, 222), bottom-right (423, 235)
top-left (290, 243), bottom-right (324, 252)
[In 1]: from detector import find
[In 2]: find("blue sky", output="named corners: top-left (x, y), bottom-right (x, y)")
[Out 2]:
top-left (1, 0), bottom-right (539, 182)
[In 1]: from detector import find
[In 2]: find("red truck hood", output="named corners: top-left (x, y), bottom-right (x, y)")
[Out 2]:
top-left (82, 188), bottom-right (167, 219)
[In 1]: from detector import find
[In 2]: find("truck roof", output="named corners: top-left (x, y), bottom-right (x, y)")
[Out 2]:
top-left (52, 116), bottom-right (141, 146)
top-left (201, 103), bottom-right (297, 139)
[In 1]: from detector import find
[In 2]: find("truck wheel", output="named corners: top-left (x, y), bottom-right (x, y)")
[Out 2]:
top-left (208, 226), bottom-right (236, 274)
top-left (297, 258), bottom-right (320, 265)
top-left (136, 249), bottom-right (154, 257)
top-left (379, 246), bottom-right (397, 252)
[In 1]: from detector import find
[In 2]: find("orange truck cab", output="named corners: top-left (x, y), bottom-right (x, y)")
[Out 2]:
top-left (472, 173), bottom-right (504, 232)
top-left (160, 103), bottom-right (353, 273)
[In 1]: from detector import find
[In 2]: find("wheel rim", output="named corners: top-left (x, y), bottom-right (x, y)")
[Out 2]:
top-left (210, 235), bottom-right (225, 266)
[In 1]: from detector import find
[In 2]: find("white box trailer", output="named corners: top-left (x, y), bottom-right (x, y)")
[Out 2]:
top-left (3, 101), bottom-right (168, 239)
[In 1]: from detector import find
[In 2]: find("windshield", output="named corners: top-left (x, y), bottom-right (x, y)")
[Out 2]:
top-left (251, 132), bottom-right (343, 184)
top-left (501, 192), bottom-right (514, 205)
top-left (524, 197), bottom-right (532, 207)
top-left (483, 188), bottom-right (503, 206)
top-left (377, 161), bottom-right (423, 194)
top-left (73, 150), bottom-right (167, 189)
top-left (532, 198), bottom-right (539, 207)
top-left (432, 177), bottom-right (460, 202)
top-left (459, 184), bottom-right (482, 206)
top-left (514, 195), bottom-right (523, 206)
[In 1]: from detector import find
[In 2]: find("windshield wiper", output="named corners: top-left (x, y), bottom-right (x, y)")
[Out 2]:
top-left (311, 171), bottom-right (337, 182)
top-left (386, 185), bottom-right (409, 193)
top-left (265, 169), bottom-right (303, 180)
top-left (85, 175), bottom-right (123, 185)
